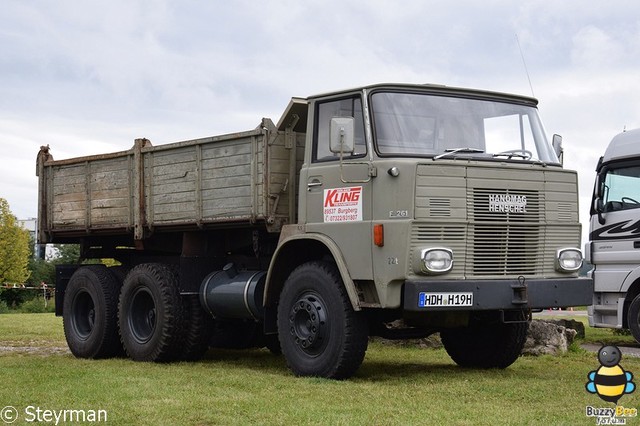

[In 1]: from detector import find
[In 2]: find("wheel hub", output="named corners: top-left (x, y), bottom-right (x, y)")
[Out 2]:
top-left (129, 288), bottom-right (157, 344)
top-left (72, 291), bottom-right (95, 340)
top-left (88, 308), bottom-right (95, 329)
top-left (289, 294), bottom-right (327, 354)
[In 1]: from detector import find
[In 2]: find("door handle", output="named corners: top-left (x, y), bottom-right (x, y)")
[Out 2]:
top-left (307, 181), bottom-right (323, 190)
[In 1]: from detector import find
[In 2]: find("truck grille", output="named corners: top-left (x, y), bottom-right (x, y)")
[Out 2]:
top-left (468, 188), bottom-right (541, 276)
top-left (412, 164), bottom-right (579, 278)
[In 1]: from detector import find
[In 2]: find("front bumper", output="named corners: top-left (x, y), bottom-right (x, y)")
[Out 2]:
top-left (403, 277), bottom-right (594, 311)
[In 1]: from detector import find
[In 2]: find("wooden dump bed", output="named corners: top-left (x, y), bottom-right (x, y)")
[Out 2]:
top-left (37, 118), bottom-right (305, 243)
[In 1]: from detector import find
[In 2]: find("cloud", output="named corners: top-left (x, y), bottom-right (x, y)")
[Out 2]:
top-left (571, 26), bottom-right (624, 67)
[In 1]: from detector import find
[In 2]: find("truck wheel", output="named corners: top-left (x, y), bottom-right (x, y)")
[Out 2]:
top-left (441, 312), bottom-right (528, 369)
top-left (119, 263), bottom-right (184, 362)
top-left (179, 294), bottom-right (213, 361)
top-left (277, 261), bottom-right (368, 379)
top-left (627, 294), bottom-right (640, 343)
top-left (63, 265), bottom-right (122, 359)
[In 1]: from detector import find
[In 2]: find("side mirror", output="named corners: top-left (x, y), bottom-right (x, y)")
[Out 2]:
top-left (594, 197), bottom-right (606, 225)
top-left (330, 117), bottom-right (355, 155)
top-left (552, 134), bottom-right (563, 165)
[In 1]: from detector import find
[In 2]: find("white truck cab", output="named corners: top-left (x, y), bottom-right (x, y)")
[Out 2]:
top-left (588, 128), bottom-right (640, 341)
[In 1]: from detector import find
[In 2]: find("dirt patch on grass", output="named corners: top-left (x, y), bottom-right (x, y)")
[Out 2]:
top-left (0, 341), bottom-right (69, 356)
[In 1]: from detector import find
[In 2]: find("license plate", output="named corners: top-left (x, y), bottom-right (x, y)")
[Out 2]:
top-left (418, 292), bottom-right (473, 308)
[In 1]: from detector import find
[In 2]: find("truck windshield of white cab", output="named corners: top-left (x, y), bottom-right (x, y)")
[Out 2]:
top-left (370, 91), bottom-right (559, 164)
top-left (601, 165), bottom-right (640, 212)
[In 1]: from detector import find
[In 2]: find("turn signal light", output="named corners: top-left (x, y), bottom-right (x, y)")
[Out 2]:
top-left (373, 224), bottom-right (384, 247)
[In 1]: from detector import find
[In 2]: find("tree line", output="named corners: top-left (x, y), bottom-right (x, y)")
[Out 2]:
top-left (0, 197), bottom-right (80, 310)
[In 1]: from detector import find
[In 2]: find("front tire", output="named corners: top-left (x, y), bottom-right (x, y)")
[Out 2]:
top-left (441, 311), bottom-right (528, 369)
top-left (118, 263), bottom-right (184, 362)
top-left (63, 265), bottom-right (122, 359)
top-left (277, 261), bottom-right (368, 379)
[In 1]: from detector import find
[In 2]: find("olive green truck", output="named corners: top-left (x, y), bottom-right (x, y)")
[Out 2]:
top-left (37, 83), bottom-right (593, 379)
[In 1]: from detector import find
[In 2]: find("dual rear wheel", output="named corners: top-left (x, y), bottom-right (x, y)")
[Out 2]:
top-left (63, 263), bottom-right (211, 362)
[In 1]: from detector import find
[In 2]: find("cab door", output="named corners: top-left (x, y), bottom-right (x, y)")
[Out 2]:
top-left (591, 164), bottom-right (640, 292)
top-left (303, 95), bottom-right (373, 280)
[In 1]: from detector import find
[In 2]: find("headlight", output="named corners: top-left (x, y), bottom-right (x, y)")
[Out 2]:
top-left (421, 248), bottom-right (453, 274)
top-left (556, 248), bottom-right (583, 272)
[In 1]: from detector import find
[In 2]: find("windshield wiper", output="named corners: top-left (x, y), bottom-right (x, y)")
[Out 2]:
top-left (434, 147), bottom-right (484, 160)
top-left (492, 149), bottom-right (532, 160)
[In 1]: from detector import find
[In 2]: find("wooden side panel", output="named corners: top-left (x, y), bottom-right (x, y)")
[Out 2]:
top-left (200, 137), bottom-right (257, 221)
top-left (89, 157), bottom-right (132, 227)
top-left (51, 163), bottom-right (87, 228)
top-left (145, 146), bottom-right (198, 223)
top-left (143, 132), bottom-right (266, 226)
top-left (49, 155), bottom-right (133, 230)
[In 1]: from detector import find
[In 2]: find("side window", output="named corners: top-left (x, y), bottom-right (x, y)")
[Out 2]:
top-left (602, 166), bottom-right (640, 212)
top-left (313, 97), bottom-right (366, 162)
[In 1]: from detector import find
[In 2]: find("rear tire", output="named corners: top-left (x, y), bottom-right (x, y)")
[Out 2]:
top-left (277, 261), bottom-right (368, 379)
top-left (179, 294), bottom-right (213, 361)
top-left (441, 311), bottom-right (528, 369)
top-left (63, 265), bottom-right (122, 359)
top-left (118, 263), bottom-right (184, 362)
top-left (627, 294), bottom-right (640, 343)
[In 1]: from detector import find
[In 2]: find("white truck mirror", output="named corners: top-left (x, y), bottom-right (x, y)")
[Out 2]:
top-left (330, 117), bottom-right (355, 155)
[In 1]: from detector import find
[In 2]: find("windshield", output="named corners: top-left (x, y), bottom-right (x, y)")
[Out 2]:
top-left (600, 165), bottom-right (640, 212)
top-left (370, 91), bottom-right (559, 163)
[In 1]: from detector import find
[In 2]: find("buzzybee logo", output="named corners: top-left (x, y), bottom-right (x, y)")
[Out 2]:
top-left (586, 345), bottom-right (635, 403)
top-left (584, 345), bottom-right (637, 424)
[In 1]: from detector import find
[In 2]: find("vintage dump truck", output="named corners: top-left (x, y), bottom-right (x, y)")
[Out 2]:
top-left (588, 128), bottom-right (640, 342)
top-left (37, 83), bottom-right (593, 379)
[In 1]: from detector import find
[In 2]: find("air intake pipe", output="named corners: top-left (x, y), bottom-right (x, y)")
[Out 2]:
top-left (199, 263), bottom-right (266, 320)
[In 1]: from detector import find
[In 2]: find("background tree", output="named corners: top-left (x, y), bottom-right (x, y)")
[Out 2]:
top-left (51, 244), bottom-right (81, 265)
top-left (0, 198), bottom-right (30, 284)
top-left (27, 235), bottom-right (55, 286)
top-left (0, 198), bottom-right (31, 308)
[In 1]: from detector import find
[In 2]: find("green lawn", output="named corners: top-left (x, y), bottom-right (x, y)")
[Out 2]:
top-left (1, 313), bottom-right (639, 425)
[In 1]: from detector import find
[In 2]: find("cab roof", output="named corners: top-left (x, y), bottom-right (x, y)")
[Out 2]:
top-left (602, 128), bottom-right (640, 165)
top-left (277, 82), bottom-right (539, 133)
top-left (306, 82), bottom-right (538, 106)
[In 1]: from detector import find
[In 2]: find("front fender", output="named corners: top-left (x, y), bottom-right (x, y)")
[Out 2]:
top-left (621, 266), bottom-right (640, 293)
top-left (264, 232), bottom-right (361, 311)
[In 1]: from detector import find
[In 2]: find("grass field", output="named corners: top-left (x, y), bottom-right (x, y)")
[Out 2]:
top-left (1, 313), bottom-right (639, 425)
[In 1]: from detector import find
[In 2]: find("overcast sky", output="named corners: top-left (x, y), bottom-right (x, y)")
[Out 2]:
top-left (2, 1), bottom-right (639, 245)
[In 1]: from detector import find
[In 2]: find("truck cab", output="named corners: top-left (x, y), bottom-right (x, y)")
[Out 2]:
top-left (588, 129), bottom-right (640, 340)
top-left (268, 84), bottom-right (592, 375)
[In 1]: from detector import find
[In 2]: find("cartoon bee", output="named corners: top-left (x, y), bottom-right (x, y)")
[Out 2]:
top-left (586, 345), bottom-right (635, 404)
